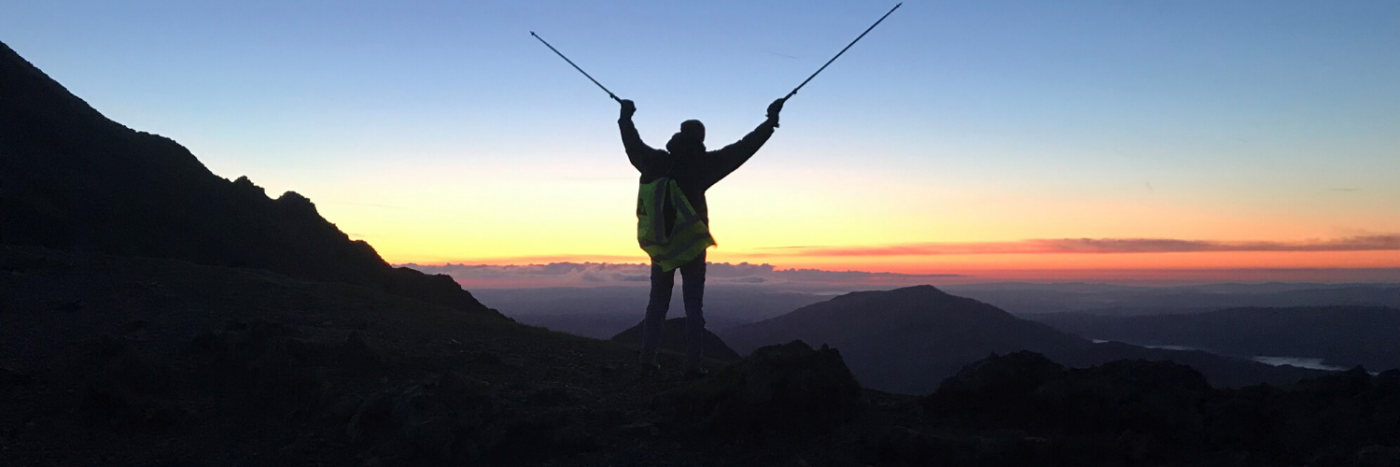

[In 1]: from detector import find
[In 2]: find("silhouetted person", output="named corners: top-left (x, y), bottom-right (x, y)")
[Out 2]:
top-left (619, 97), bottom-right (784, 375)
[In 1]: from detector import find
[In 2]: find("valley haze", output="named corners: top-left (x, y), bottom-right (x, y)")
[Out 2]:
top-left (416, 263), bottom-right (1400, 381)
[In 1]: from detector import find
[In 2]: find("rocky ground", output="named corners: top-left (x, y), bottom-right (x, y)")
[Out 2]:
top-left (5, 245), bottom-right (1400, 466)
top-left (0, 246), bottom-right (920, 466)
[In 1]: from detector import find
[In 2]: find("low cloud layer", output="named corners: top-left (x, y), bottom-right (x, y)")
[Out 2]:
top-left (752, 235), bottom-right (1400, 257)
top-left (404, 262), bottom-right (962, 290)
top-left (403, 235), bottom-right (1400, 289)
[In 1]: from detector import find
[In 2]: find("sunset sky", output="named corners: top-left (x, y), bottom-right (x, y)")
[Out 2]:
top-left (4, 1), bottom-right (1398, 281)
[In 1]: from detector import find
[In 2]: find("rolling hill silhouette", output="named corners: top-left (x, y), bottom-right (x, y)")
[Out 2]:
top-left (0, 41), bottom-right (498, 318)
top-left (721, 285), bottom-right (1320, 393)
top-left (1032, 305), bottom-right (1400, 371)
top-left (610, 317), bottom-right (743, 362)
top-left (946, 281), bottom-right (1400, 316)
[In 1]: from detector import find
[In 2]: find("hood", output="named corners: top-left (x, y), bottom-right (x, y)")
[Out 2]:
top-left (666, 132), bottom-right (706, 156)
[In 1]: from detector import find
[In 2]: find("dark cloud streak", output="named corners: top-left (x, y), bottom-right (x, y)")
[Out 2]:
top-left (753, 235), bottom-right (1400, 257)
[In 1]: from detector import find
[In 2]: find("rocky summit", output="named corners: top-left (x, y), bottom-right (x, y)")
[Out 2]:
top-left (653, 340), bottom-right (863, 438)
top-left (0, 246), bottom-right (910, 466)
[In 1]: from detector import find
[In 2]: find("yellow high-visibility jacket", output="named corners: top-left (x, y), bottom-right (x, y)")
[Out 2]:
top-left (620, 114), bottom-right (776, 271)
top-left (637, 177), bottom-right (715, 271)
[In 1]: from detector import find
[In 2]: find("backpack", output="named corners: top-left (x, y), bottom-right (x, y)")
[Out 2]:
top-left (636, 177), bottom-right (715, 271)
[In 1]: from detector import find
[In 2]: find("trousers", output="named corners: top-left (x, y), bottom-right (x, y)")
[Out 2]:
top-left (640, 250), bottom-right (706, 366)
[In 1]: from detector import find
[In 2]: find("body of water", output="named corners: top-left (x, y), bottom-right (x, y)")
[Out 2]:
top-left (1093, 340), bottom-right (1350, 372)
top-left (1250, 356), bottom-right (1350, 372)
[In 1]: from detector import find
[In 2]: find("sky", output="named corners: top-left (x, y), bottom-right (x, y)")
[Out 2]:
top-left (4, 0), bottom-right (1399, 282)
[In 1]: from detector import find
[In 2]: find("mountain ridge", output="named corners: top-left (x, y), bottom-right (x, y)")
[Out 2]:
top-left (0, 40), bottom-right (499, 318)
top-left (1030, 305), bottom-right (1400, 371)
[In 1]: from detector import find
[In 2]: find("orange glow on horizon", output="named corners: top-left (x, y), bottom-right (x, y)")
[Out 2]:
top-left (305, 161), bottom-right (1400, 283)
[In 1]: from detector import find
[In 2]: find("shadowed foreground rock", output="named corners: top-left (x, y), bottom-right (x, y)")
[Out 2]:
top-left (927, 351), bottom-right (1211, 438)
top-left (900, 351), bottom-right (1400, 466)
top-left (13, 243), bottom-right (1400, 466)
top-left (653, 340), bottom-right (862, 438)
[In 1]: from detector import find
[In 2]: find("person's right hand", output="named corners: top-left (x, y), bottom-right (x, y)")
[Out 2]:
top-left (620, 99), bottom-right (636, 119)
top-left (765, 97), bottom-right (785, 128)
top-left (766, 98), bottom-right (785, 118)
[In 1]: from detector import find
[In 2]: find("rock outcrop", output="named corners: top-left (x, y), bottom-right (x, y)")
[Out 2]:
top-left (913, 351), bottom-right (1400, 466)
top-left (653, 340), bottom-right (862, 438)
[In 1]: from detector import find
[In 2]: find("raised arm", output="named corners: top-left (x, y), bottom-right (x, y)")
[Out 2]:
top-left (618, 99), bottom-right (664, 173)
top-left (705, 98), bottom-right (785, 185)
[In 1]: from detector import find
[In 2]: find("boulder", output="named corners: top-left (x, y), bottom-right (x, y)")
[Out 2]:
top-left (653, 340), bottom-right (862, 437)
top-left (923, 351), bottom-right (1065, 428)
top-left (347, 372), bottom-right (502, 462)
top-left (185, 321), bottom-right (335, 412)
top-left (72, 336), bottom-right (182, 431)
top-left (922, 351), bottom-right (1400, 465)
top-left (1034, 359), bottom-right (1210, 441)
top-left (925, 352), bottom-right (1210, 445)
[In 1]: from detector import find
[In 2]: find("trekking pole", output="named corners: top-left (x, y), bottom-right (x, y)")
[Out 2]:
top-left (530, 31), bottom-right (622, 103)
top-left (785, 3), bottom-right (902, 100)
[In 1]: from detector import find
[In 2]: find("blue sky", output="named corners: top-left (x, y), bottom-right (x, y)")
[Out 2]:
top-left (4, 0), bottom-right (1398, 275)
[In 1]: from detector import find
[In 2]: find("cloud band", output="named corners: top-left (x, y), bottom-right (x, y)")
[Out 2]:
top-left (752, 235), bottom-right (1400, 257)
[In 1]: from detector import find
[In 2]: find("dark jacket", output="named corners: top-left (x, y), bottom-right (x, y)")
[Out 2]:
top-left (619, 117), bottom-right (776, 225)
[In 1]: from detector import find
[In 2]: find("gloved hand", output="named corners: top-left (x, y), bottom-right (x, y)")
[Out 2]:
top-left (620, 99), bottom-right (636, 120)
top-left (766, 98), bottom-right (785, 128)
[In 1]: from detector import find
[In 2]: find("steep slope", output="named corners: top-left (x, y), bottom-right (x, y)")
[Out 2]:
top-left (0, 245), bottom-right (903, 466)
top-left (1031, 306), bottom-right (1400, 371)
top-left (0, 40), bottom-right (496, 317)
top-left (610, 318), bottom-right (743, 362)
top-left (722, 285), bottom-right (1320, 393)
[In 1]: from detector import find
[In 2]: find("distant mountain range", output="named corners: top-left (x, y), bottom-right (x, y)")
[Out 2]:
top-left (0, 41), bottom-right (498, 318)
top-left (945, 282), bottom-right (1400, 316)
top-left (720, 285), bottom-right (1320, 394)
top-left (1030, 306), bottom-right (1400, 371)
